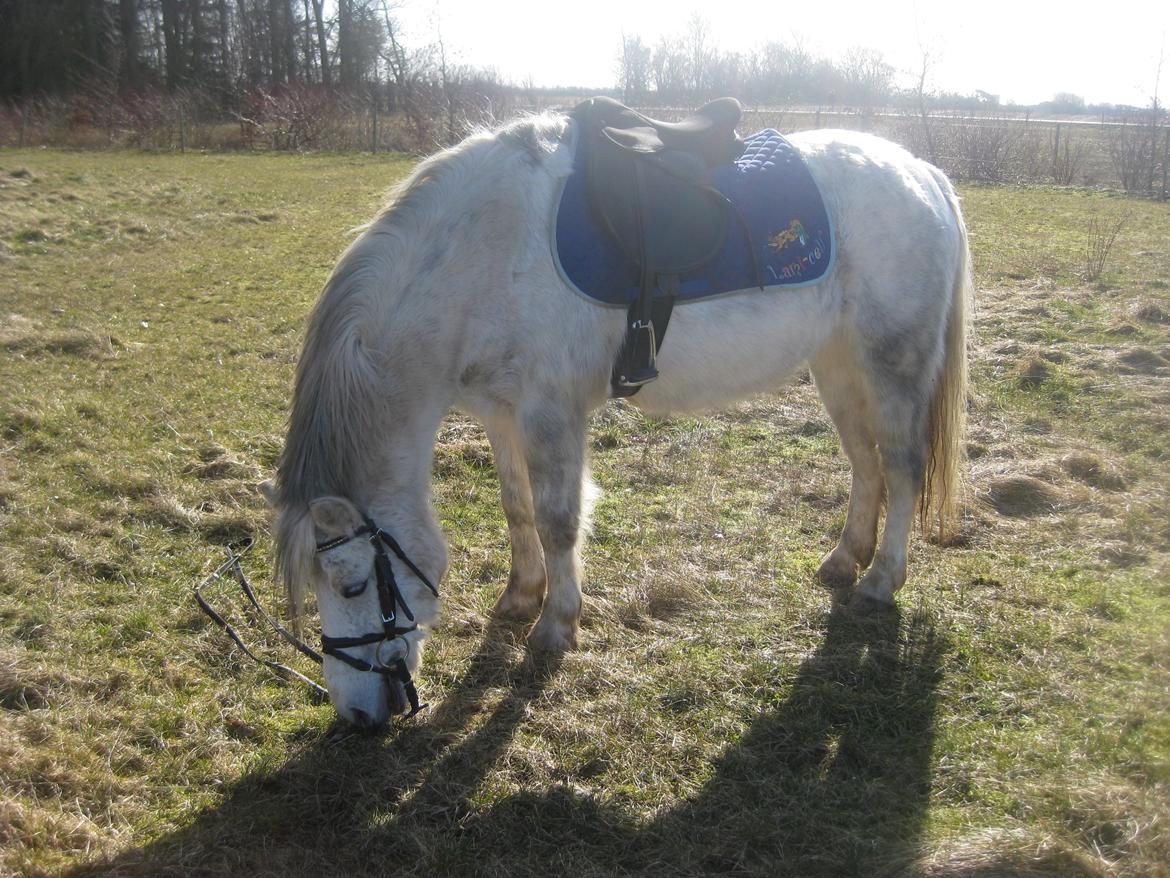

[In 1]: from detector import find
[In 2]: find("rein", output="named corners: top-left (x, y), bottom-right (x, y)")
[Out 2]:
top-left (194, 515), bottom-right (439, 721)
top-left (194, 539), bottom-right (328, 701)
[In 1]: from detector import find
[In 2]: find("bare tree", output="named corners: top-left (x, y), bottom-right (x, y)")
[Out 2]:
top-left (652, 37), bottom-right (688, 103)
top-left (617, 32), bottom-right (651, 102)
top-left (914, 45), bottom-right (937, 164)
top-left (840, 46), bottom-right (892, 108)
top-left (685, 13), bottom-right (710, 98)
top-left (309, 0), bottom-right (331, 88)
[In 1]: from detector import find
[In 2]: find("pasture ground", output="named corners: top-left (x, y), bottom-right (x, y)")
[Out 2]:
top-left (1, 150), bottom-right (1168, 877)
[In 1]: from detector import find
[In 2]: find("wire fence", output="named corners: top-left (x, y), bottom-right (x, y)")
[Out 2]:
top-left (632, 105), bottom-right (1169, 196)
top-left (3, 92), bottom-right (1167, 197)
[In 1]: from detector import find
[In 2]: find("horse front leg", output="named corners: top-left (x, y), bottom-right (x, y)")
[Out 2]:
top-left (519, 404), bottom-right (588, 652)
top-left (484, 420), bottom-right (547, 621)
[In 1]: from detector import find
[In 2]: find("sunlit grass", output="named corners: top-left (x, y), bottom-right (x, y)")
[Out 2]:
top-left (1, 150), bottom-right (1168, 876)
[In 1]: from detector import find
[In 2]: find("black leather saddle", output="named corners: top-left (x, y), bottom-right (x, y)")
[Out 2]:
top-left (572, 97), bottom-right (745, 395)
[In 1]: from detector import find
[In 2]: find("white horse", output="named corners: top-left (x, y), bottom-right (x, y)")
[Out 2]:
top-left (264, 112), bottom-right (970, 728)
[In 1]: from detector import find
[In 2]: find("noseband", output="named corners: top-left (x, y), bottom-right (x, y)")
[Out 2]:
top-left (315, 515), bottom-right (439, 719)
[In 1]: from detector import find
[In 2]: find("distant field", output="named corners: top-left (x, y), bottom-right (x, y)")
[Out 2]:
top-left (1, 150), bottom-right (1168, 877)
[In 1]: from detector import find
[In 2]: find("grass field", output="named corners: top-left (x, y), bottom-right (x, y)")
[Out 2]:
top-left (1, 149), bottom-right (1168, 877)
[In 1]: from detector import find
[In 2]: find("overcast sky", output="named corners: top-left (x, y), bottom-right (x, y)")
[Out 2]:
top-left (391, 0), bottom-right (1168, 106)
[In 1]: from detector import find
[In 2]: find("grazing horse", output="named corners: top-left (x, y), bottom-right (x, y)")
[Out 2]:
top-left (264, 111), bottom-right (970, 728)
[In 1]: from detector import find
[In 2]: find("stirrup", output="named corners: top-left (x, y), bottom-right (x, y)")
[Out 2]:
top-left (616, 320), bottom-right (658, 389)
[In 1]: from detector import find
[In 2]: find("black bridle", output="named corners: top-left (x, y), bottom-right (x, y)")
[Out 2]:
top-left (315, 515), bottom-right (439, 719)
top-left (194, 514), bottom-right (439, 722)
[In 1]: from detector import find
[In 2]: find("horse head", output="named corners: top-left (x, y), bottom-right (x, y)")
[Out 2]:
top-left (264, 483), bottom-right (444, 729)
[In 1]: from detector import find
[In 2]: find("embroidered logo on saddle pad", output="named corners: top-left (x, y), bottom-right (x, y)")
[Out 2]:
top-left (553, 129), bottom-right (834, 307)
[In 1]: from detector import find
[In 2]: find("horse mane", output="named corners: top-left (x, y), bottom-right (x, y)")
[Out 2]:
top-left (272, 112), bottom-right (569, 612)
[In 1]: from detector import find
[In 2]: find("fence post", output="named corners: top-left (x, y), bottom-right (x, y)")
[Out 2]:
top-left (1162, 125), bottom-right (1168, 201)
top-left (178, 104), bottom-right (186, 152)
top-left (371, 90), bottom-right (379, 153)
top-left (1053, 123), bottom-right (1061, 182)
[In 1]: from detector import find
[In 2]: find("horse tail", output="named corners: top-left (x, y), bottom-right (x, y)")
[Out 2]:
top-left (920, 173), bottom-right (971, 544)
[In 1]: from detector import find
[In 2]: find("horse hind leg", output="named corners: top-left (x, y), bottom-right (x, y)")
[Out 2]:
top-left (485, 420), bottom-right (547, 621)
top-left (851, 342), bottom-right (938, 610)
top-left (810, 345), bottom-right (883, 589)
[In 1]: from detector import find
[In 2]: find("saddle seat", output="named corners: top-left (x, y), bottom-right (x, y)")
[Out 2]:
top-left (574, 96), bottom-right (744, 277)
top-left (581, 95), bottom-right (744, 164)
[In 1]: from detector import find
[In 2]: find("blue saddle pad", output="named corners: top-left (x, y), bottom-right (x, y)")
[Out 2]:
top-left (553, 129), bottom-right (834, 306)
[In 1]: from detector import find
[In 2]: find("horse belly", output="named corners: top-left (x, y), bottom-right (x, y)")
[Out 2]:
top-left (630, 284), bottom-right (838, 415)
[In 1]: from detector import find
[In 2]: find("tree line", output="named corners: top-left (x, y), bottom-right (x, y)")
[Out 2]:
top-left (2, 0), bottom-right (1162, 191)
top-left (617, 24), bottom-right (900, 110)
top-left (0, 0), bottom-right (521, 149)
top-left (0, 0), bottom-right (395, 102)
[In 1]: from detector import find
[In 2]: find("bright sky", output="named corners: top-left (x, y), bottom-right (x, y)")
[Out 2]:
top-left (394, 0), bottom-right (1168, 107)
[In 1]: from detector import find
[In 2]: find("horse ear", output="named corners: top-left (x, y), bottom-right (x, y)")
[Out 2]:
top-left (308, 496), bottom-right (363, 535)
top-left (258, 479), bottom-right (277, 507)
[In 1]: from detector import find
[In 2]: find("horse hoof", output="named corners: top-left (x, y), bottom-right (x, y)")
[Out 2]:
top-left (492, 589), bottom-right (542, 621)
top-left (848, 590), bottom-right (896, 615)
top-left (815, 551), bottom-right (860, 589)
top-left (527, 620), bottom-right (579, 653)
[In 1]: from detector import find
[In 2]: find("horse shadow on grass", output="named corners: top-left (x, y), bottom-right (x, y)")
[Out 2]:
top-left (70, 601), bottom-right (947, 877)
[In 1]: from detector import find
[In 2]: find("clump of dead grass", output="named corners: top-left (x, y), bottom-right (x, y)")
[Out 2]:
top-left (616, 572), bottom-right (703, 630)
top-left (197, 508), bottom-right (257, 544)
top-left (981, 475), bottom-right (1066, 517)
top-left (1115, 348), bottom-right (1168, 374)
top-left (1059, 452), bottom-right (1127, 491)
top-left (136, 494), bottom-right (202, 530)
top-left (185, 444), bottom-right (260, 481)
top-left (1016, 357), bottom-right (1054, 388)
top-left (0, 649), bottom-right (93, 711)
top-left (0, 314), bottom-right (117, 358)
top-left (1130, 300), bottom-right (1169, 324)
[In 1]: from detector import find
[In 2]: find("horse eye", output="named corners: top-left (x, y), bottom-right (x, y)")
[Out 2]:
top-left (341, 580), bottom-right (368, 599)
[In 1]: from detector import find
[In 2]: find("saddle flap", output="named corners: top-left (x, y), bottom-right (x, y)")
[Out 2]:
top-left (588, 147), bottom-right (729, 276)
top-left (584, 136), bottom-right (731, 276)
